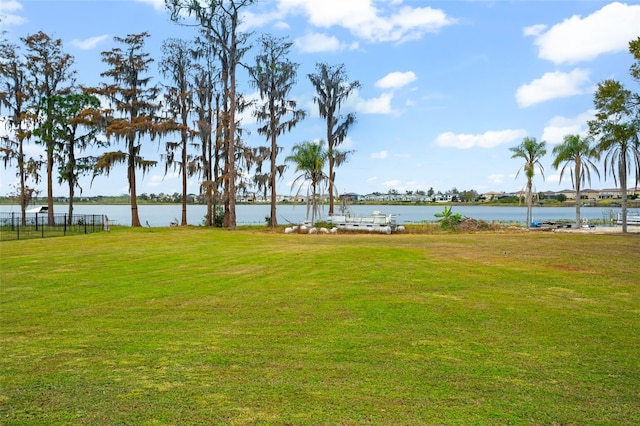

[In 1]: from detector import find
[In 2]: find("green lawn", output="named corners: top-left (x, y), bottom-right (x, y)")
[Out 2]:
top-left (1, 228), bottom-right (639, 425)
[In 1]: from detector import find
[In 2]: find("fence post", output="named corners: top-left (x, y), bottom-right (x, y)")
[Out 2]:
top-left (64, 214), bottom-right (67, 236)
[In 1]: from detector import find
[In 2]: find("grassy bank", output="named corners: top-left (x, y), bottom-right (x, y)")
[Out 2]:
top-left (1, 228), bottom-right (639, 424)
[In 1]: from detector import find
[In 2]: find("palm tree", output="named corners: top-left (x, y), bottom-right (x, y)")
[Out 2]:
top-left (589, 79), bottom-right (640, 233)
top-left (285, 140), bottom-right (329, 225)
top-left (588, 38), bottom-right (640, 232)
top-left (308, 63), bottom-right (360, 215)
top-left (509, 137), bottom-right (547, 227)
top-left (552, 134), bottom-right (601, 227)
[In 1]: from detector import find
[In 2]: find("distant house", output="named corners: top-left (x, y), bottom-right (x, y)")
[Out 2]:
top-left (340, 193), bottom-right (360, 202)
top-left (363, 193), bottom-right (385, 202)
top-left (433, 192), bottom-right (457, 202)
top-left (558, 189), bottom-right (576, 200)
top-left (480, 191), bottom-right (504, 201)
top-left (581, 188), bottom-right (599, 200)
top-left (598, 188), bottom-right (620, 199)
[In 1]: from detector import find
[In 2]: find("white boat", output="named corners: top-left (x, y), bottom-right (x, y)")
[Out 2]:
top-left (327, 211), bottom-right (403, 234)
top-left (615, 211), bottom-right (640, 226)
top-left (25, 206), bottom-right (48, 214)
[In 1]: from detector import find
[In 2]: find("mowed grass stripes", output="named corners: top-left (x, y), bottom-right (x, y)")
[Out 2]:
top-left (1, 228), bottom-right (639, 424)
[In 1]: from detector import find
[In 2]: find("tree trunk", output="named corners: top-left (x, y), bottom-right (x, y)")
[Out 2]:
top-left (526, 180), bottom-right (533, 227)
top-left (269, 132), bottom-right (277, 228)
top-left (227, 114), bottom-right (236, 228)
top-left (311, 181), bottom-right (317, 225)
top-left (68, 144), bottom-right (76, 225)
top-left (207, 141), bottom-right (214, 227)
top-left (575, 159), bottom-right (581, 228)
top-left (181, 127), bottom-right (188, 226)
top-left (207, 101), bottom-right (219, 227)
top-left (128, 144), bottom-right (141, 227)
top-left (47, 148), bottom-right (54, 226)
top-left (620, 155), bottom-right (628, 233)
top-left (68, 177), bottom-right (74, 226)
top-left (19, 140), bottom-right (27, 226)
top-left (223, 16), bottom-right (238, 230)
top-left (327, 112), bottom-right (335, 216)
top-left (328, 156), bottom-right (334, 216)
top-left (204, 120), bottom-right (213, 227)
top-left (206, 189), bottom-right (213, 226)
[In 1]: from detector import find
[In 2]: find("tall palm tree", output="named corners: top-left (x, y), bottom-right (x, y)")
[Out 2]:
top-left (285, 140), bottom-right (329, 225)
top-left (552, 134), bottom-right (601, 227)
top-left (308, 63), bottom-right (360, 215)
top-left (509, 137), bottom-right (547, 227)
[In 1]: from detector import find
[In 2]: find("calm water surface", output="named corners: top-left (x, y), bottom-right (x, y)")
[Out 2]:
top-left (1, 203), bottom-right (624, 227)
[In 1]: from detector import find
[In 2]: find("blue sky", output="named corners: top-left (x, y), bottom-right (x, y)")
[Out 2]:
top-left (1, 0), bottom-right (640, 198)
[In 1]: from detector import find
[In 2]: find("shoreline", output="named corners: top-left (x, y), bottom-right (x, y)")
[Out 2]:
top-left (2, 200), bottom-right (639, 209)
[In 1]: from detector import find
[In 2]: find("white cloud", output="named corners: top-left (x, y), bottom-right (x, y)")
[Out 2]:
top-left (516, 69), bottom-right (591, 108)
top-left (356, 92), bottom-right (394, 114)
top-left (375, 71), bottom-right (417, 89)
top-left (71, 35), bottom-right (109, 50)
top-left (340, 136), bottom-right (355, 150)
top-left (382, 179), bottom-right (402, 189)
top-left (236, 91), bottom-right (261, 126)
top-left (278, 0), bottom-right (456, 43)
top-left (435, 129), bottom-right (527, 149)
top-left (527, 2), bottom-right (640, 64)
top-left (394, 153), bottom-right (411, 159)
top-left (147, 172), bottom-right (179, 189)
top-left (547, 173), bottom-right (563, 187)
top-left (371, 150), bottom-right (389, 159)
top-left (384, 6), bottom-right (455, 43)
top-left (243, 9), bottom-right (286, 30)
top-left (488, 174), bottom-right (505, 185)
top-left (522, 24), bottom-right (546, 37)
top-left (380, 180), bottom-right (422, 193)
top-left (0, 0), bottom-right (21, 13)
top-left (134, 0), bottom-right (165, 12)
top-left (294, 32), bottom-right (357, 53)
top-left (274, 21), bottom-right (290, 30)
top-left (541, 110), bottom-right (595, 144)
top-left (0, 0), bottom-right (26, 25)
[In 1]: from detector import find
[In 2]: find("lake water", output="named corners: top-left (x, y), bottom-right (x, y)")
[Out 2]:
top-left (1, 203), bottom-right (625, 227)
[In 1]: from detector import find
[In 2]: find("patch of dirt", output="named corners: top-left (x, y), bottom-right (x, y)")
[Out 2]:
top-left (456, 218), bottom-right (503, 232)
top-left (547, 264), bottom-right (587, 272)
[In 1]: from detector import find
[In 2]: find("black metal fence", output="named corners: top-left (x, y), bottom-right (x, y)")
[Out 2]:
top-left (0, 212), bottom-right (107, 241)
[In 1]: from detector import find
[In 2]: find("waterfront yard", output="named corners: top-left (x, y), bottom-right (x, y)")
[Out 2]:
top-left (1, 228), bottom-right (639, 424)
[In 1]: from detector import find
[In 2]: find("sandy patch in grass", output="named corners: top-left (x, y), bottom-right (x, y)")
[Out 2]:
top-left (553, 226), bottom-right (640, 234)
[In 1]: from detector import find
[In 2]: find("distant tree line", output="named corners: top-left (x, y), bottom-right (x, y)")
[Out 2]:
top-left (0, 0), bottom-right (359, 228)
